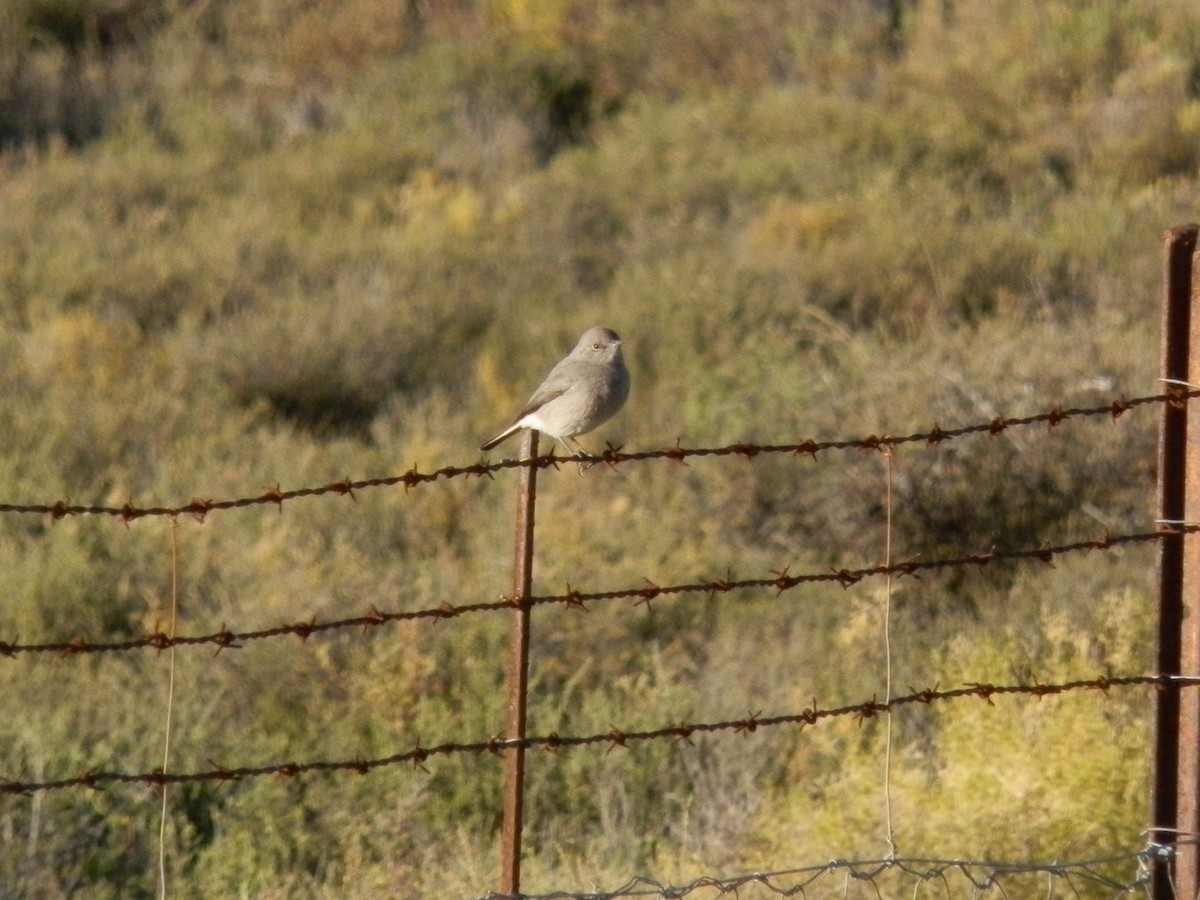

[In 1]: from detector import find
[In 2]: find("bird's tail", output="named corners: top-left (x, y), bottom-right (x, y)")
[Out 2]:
top-left (480, 424), bottom-right (521, 452)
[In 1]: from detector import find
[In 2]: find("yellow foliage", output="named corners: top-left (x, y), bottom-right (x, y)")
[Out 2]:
top-left (1178, 100), bottom-right (1200, 140)
top-left (487, 0), bottom-right (573, 49)
top-left (20, 308), bottom-right (138, 386)
top-left (395, 168), bottom-right (484, 236)
top-left (474, 343), bottom-right (518, 417)
top-left (742, 196), bottom-right (851, 266)
top-left (276, 0), bottom-right (414, 78)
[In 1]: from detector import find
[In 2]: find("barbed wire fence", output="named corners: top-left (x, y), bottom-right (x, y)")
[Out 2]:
top-left (0, 396), bottom-right (1182, 896)
top-left (3, 226), bottom-right (1200, 898)
top-left (0, 388), bottom-right (1188, 898)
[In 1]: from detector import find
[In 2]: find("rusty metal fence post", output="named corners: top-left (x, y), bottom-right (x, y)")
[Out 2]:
top-left (500, 430), bottom-right (538, 896)
top-left (1154, 223), bottom-right (1200, 900)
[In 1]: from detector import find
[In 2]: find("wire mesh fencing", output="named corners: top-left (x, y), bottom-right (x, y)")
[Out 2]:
top-left (474, 848), bottom-right (1173, 899)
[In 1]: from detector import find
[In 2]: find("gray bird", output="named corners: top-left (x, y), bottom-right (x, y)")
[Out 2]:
top-left (481, 326), bottom-right (630, 456)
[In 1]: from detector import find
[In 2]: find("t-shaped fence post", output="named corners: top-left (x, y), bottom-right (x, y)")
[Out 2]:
top-left (1154, 223), bottom-right (1200, 899)
top-left (500, 429), bottom-right (538, 896)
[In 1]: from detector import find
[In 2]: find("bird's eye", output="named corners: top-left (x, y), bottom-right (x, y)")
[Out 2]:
top-left (592, 343), bottom-right (602, 350)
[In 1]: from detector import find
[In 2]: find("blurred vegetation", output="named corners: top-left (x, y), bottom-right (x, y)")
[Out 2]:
top-left (0, 0), bottom-right (1194, 895)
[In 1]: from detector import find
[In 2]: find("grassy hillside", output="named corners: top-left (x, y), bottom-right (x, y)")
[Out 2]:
top-left (0, 0), bottom-right (1197, 895)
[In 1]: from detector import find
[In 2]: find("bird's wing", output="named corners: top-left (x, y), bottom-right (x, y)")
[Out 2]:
top-left (480, 381), bottom-right (570, 451)
top-left (517, 384), bottom-right (569, 418)
top-left (518, 358), bottom-right (582, 416)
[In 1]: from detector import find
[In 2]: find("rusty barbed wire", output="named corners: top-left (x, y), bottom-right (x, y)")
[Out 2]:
top-left (0, 598), bottom-right (511, 657)
top-left (0, 389), bottom-right (1184, 525)
top-left (1, 674), bottom-right (1193, 796)
top-left (0, 523), bottom-right (1185, 659)
top-left (474, 848), bottom-right (1163, 899)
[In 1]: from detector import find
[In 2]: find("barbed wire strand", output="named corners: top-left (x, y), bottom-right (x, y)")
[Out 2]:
top-left (0, 390), bottom-right (1185, 525)
top-left (1, 674), bottom-right (1194, 797)
top-left (1, 524), bottom-right (1188, 660)
top-left (472, 847), bottom-right (1166, 899)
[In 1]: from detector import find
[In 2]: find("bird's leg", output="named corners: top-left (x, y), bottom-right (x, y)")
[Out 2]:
top-left (562, 436), bottom-right (595, 474)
